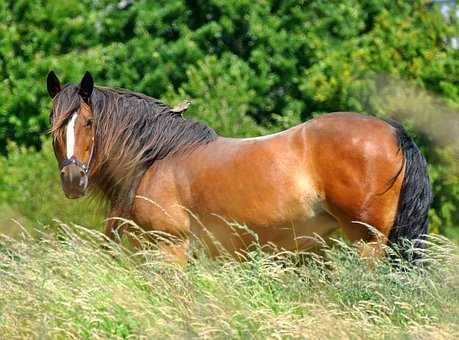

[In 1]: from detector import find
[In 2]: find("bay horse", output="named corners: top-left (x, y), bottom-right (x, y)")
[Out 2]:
top-left (47, 71), bottom-right (432, 264)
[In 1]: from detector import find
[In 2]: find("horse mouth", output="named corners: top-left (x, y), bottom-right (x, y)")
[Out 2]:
top-left (64, 190), bottom-right (86, 199)
top-left (60, 167), bottom-right (88, 199)
top-left (61, 178), bottom-right (88, 199)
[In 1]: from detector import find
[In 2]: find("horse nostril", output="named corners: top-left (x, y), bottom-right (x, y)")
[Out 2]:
top-left (80, 170), bottom-right (85, 177)
top-left (60, 169), bottom-right (65, 176)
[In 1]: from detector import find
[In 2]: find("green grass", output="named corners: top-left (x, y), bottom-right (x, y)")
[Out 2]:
top-left (0, 224), bottom-right (458, 339)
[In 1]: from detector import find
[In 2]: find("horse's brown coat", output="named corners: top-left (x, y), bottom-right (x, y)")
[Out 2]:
top-left (130, 113), bottom-right (404, 262)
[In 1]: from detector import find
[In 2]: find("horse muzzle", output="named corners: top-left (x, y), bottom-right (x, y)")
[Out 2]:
top-left (60, 162), bottom-right (88, 199)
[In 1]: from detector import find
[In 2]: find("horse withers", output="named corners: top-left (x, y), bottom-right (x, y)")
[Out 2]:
top-left (47, 71), bottom-right (432, 264)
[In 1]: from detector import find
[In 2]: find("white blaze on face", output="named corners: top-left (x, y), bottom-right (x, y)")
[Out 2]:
top-left (66, 113), bottom-right (78, 159)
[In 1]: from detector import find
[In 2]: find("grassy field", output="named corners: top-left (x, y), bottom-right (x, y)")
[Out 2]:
top-left (0, 223), bottom-right (458, 339)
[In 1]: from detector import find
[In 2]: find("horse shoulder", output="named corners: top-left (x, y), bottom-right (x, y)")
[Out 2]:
top-left (131, 161), bottom-right (191, 237)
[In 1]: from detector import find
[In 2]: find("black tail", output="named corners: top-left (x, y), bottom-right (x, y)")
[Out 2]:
top-left (386, 120), bottom-right (433, 263)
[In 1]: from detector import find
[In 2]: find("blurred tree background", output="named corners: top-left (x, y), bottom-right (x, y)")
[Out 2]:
top-left (0, 0), bottom-right (458, 239)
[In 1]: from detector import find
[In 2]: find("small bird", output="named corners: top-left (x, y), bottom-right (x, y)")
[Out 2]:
top-left (171, 100), bottom-right (192, 114)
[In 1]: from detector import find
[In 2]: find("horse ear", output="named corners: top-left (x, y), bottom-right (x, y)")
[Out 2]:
top-left (47, 71), bottom-right (61, 98)
top-left (79, 71), bottom-right (94, 103)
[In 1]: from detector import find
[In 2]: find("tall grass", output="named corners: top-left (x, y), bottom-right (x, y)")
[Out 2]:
top-left (0, 223), bottom-right (458, 339)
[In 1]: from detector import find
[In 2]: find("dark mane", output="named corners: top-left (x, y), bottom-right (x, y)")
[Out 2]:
top-left (50, 84), bottom-right (218, 216)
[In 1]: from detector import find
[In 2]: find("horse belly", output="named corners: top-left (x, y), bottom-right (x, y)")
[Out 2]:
top-left (188, 205), bottom-right (338, 256)
top-left (187, 170), bottom-right (337, 256)
top-left (259, 211), bottom-right (339, 251)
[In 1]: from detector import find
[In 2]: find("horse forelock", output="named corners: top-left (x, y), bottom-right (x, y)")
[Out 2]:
top-left (50, 84), bottom-right (218, 215)
top-left (48, 85), bottom-right (80, 154)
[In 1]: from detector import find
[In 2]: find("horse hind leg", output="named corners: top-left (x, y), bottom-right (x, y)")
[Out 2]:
top-left (333, 197), bottom-right (398, 261)
top-left (340, 220), bottom-right (388, 260)
top-left (321, 174), bottom-right (401, 261)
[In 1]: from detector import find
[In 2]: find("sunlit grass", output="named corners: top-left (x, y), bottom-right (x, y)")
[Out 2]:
top-left (0, 224), bottom-right (458, 339)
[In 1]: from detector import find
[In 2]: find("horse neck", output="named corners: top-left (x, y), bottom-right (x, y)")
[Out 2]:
top-left (90, 154), bottom-right (147, 217)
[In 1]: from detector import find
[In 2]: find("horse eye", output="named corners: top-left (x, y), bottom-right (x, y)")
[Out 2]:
top-left (85, 119), bottom-right (93, 128)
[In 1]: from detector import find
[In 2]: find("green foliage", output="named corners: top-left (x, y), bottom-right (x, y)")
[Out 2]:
top-left (166, 53), bottom-right (268, 137)
top-left (0, 230), bottom-right (458, 338)
top-left (1, 0), bottom-right (458, 234)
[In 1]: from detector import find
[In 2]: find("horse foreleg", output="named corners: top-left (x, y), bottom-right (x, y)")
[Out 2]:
top-left (103, 205), bottom-right (124, 244)
top-left (157, 239), bottom-right (190, 266)
top-left (123, 227), bottom-right (190, 266)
